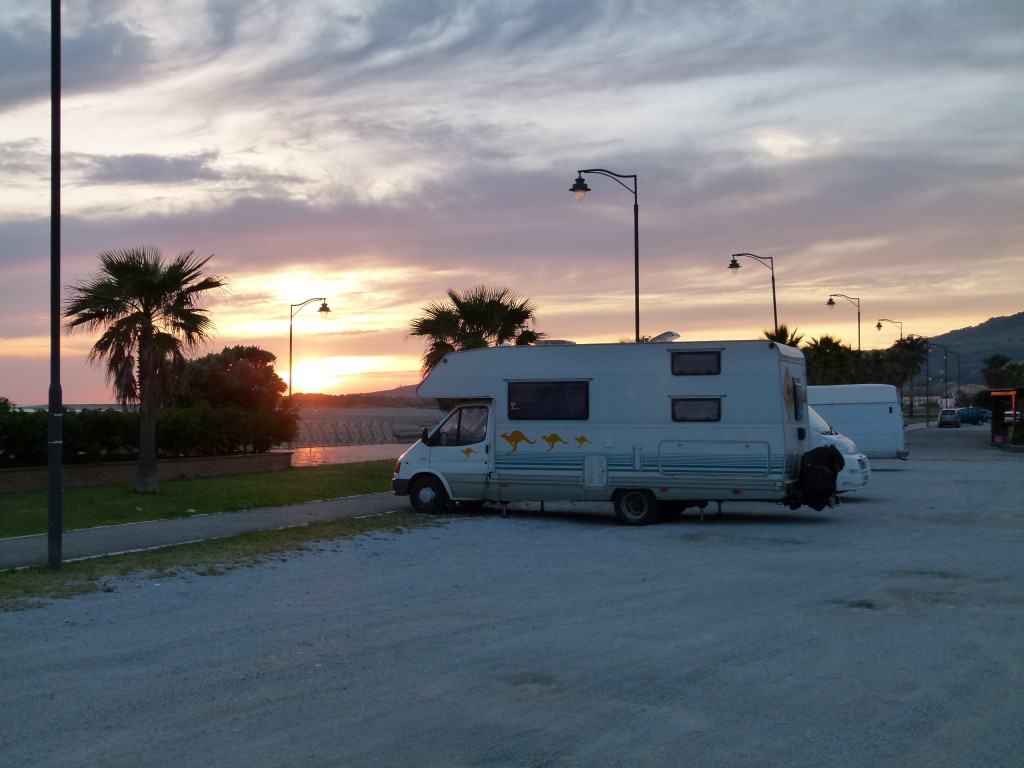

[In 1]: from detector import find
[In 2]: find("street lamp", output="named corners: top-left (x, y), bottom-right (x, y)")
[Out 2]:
top-left (929, 343), bottom-right (961, 407)
top-left (728, 253), bottom-right (777, 334)
top-left (570, 168), bottom-right (640, 342)
top-left (826, 293), bottom-right (861, 350)
top-left (289, 298), bottom-right (331, 397)
top-left (876, 318), bottom-right (903, 339)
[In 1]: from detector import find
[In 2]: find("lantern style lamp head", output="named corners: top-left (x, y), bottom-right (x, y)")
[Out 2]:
top-left (826, 297), bottom-right (837, 309)
top-left (727, 256), bottom-right (741, 275)
top-left (317, 300), bottom-right (331, 317)
top-left (570, 175), bottom-right (591, 201)
top-left (876, 321), bottom-right (883, 331)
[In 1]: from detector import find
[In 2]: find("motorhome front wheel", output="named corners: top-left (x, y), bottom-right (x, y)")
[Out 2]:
top-left (409, 476), bottom-right (449, 514)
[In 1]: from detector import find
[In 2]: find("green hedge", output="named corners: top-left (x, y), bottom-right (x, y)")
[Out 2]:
top-left (0, 406), bottom-right (297, 467)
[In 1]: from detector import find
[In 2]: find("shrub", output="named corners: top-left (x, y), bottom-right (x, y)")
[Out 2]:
top-left (0, 408), bottom-right (47, 466)
top-left (0, 403), bottom-right (297, 467)
top-left (1012, 425), bottom-right (1024, 446)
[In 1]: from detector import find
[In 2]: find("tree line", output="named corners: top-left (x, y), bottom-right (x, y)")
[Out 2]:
top-left (764, 325), bottom-right (931, 389)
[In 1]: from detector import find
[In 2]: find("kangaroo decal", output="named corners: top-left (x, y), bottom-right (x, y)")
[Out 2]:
top-left (574, 436), bottom-right (593, 448)
top-left (460, 447), bottom-right (478, 460)
top-left (500, 430), bottom-right (536, 454)
top-left (541, 433), bottom-right (570, 452)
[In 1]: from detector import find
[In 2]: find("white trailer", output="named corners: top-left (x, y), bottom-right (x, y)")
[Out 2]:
top-left (807, 384), bottom-right (908, 460)
top-left (392, 340), bottom-right (830, 524)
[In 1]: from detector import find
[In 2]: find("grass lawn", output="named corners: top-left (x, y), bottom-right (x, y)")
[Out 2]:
top-left (0, 459), bottom-right (396, 538)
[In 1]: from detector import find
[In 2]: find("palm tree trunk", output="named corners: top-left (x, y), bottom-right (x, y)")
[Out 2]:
top-left (136, 372), bottom-right (160, 493)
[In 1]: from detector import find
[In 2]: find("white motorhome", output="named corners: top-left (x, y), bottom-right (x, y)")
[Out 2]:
top-left (808, 406), bottom-right (870, 492)
top-left (807, 384), bottom-right (908, 460)
top-left (393, 340), bottom-right (830, 524)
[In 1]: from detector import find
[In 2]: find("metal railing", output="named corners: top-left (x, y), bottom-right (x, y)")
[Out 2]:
top-left (290, 418), bottom-right (417, 447)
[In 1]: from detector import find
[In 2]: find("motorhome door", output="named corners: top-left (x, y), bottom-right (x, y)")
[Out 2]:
top-left (427, 404), bottom-right (491, 500)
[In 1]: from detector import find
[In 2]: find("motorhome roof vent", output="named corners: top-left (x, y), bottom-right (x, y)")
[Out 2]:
top-left (536, 339), bottom-right (577, 345)
top-left (650, 331), bottom-right (680, 342)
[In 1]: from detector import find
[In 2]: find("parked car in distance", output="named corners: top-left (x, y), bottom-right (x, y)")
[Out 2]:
top-left (938, 408), bottom-right (961, 428)
top-left (957, 406), bottom-right (988, 425)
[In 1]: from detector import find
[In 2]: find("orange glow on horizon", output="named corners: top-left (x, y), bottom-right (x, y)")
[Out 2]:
top-left (289, 355), bottom-right (420, 396)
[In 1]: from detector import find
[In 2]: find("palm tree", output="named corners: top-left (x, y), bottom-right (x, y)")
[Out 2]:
top-left (889, 335), bottom-right (930, 384)
top-left (763, 324), bottom-right (804, 347)
top-left (982, 354), bottom-right (1024, 388)
top-left (63, 247), bottom-right (228, 492)
top-left (408, 285), bottom-right (543, 376)
top-left (803, 335), bottom-right (855, 385)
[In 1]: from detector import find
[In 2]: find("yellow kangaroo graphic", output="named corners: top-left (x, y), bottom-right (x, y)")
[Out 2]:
top-left (574, 436), bottom-right (593, 448)
top-left (461, 447), bottom-right (478, 460)
top-left (542, 433), bottom-right (569, 452)
top-left (500, 430), bottom-right (536, 454)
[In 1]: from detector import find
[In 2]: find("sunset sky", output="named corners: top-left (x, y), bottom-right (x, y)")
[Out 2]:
top-left (2, 0), bottom-right (1021, 405)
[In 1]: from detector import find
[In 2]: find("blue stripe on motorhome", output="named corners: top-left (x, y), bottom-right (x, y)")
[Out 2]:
top-left (495, 454), bottom-right (784, 476)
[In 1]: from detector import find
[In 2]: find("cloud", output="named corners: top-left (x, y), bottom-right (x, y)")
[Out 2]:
top-left (63, 21), bottom-right (154, 94)
top-left (0, 18), bottom-right (49, 107)
top-left (0, 13), bottom-right (155, 109)
top-left (69, 150), bottom-right (224, 184)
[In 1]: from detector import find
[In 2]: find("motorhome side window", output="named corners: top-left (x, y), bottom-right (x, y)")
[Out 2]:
top-left (671, 351), bottom-right (721, 375)
top-left (435, 406), bottom-right (488, 446)
top-left (508, 381), bottom-right (589, 420)
top-left (671, 398), bottom-right (721, 422)
top-left (792, 378), bottom-right (806, 420)
top-left (671, 352), bottom-right (720, 376)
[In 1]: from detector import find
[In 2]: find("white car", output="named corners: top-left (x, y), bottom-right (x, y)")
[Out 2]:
top-left (808, 406), bottom-right (871, 493)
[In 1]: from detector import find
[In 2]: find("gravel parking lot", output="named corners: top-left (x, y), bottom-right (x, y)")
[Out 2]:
top-left (2, 425), bottom-right (1022, 768)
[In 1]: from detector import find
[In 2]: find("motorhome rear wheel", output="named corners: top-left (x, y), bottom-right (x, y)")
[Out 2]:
top-left (614, 489), bottom-right (662, 525)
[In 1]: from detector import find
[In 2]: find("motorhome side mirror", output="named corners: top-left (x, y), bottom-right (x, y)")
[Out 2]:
top-left (421, 427), bottom-right (430, 444)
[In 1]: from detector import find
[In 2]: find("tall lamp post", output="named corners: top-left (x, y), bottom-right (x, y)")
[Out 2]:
top-left (929, 342), bottom-right (950, 409)
top-left (876, 318), bottom-right (903, 339)
top-left (570, 169), bottom-right (640, 342)
top-left (929, 343), bottom-right (961, 407)
top-left (826, 293), bottom-right (861, 350)
top-left (289, 298), bottom-right (331, 397)
top-left (48, 0), bottom-right (63, 569)
top-left (728, 253), bottom-right (777, 334)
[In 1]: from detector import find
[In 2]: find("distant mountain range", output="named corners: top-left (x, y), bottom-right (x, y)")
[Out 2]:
top-left (291, 385), bottom-right (428, 409)
top-left (925, 311), bottom-right (1024, 386)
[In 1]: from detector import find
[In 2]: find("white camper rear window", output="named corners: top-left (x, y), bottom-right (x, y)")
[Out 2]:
top-left (671, 398), bottom-right (721, 422)
top-left (671, 351), bottom-right (720, 375)
top-left (508, 381), bottom-right (589, 420)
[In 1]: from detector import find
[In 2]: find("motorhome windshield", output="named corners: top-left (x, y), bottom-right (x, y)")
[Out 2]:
top-left (809, 406), bottom-right (837, 435)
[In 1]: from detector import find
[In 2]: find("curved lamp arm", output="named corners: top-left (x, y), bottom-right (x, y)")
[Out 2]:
top-left (826, 293), bottom-right (861, 350)
top-left (728, 253), bottom-right (778, 333)
top-left (571, 168), bottom-right (637, 200)
top-left (876, 318), bottom-right (903, 338)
